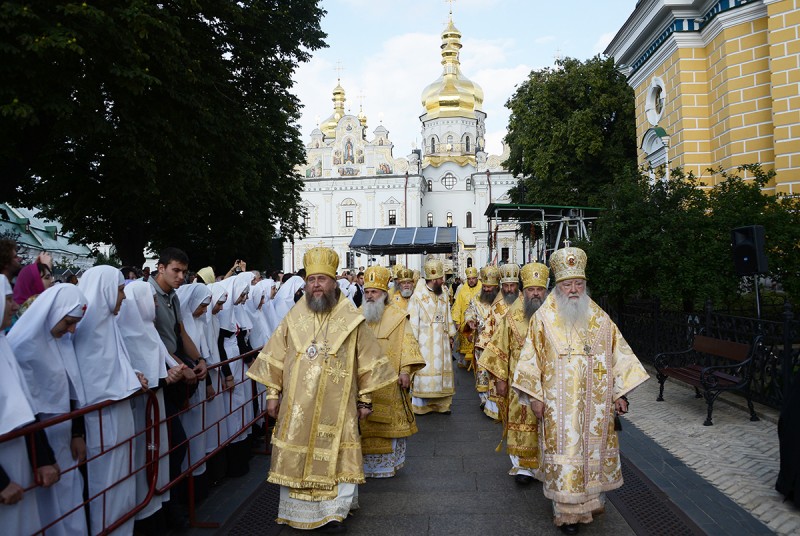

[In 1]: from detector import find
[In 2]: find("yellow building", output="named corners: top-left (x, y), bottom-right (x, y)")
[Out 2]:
top-left (605, 0), bottom-right (799, 194)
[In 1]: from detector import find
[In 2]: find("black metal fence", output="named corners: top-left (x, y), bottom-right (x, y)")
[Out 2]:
top-left (599, 297), bottom-right (800, 410)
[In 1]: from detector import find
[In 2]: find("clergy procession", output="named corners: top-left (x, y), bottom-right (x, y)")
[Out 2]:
top-left (0, 238), bottom-right (650, 535)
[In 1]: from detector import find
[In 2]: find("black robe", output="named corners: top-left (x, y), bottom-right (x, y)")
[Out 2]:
top-left (776, 370), bottom-right (800, 508)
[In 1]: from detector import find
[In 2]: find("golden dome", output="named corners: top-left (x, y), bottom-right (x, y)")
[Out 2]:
top-left (320, 82), bottom-right (346, 138)
top-left (420, 19), bottom-right (484, 120)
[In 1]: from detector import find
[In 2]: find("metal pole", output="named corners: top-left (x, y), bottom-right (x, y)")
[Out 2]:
top-left (754, 274), bottom-right (762, 322)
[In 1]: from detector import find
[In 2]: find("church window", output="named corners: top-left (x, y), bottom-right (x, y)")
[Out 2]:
top-left (388, 209), bottom-right (396, 226)
top-left (441, 173), bottom-right (457, 190)
top-left (466, 178), bottom-right (472, 191)
top-left (446, 135), bottom-right (453, 150)
top-left (346, 211), bottom-right (354, 227)
top-left (501, 247), bottom-right (510, 263)
top-left (430, 137), bottom-right (436, 154)
top-left (466, 211), bottom-right (472, 228)
top-left (465, 136), bottom-right (471, 153)
top-left (427, 180), bottom-right (433, 192)
top-left (446, 212), bottom-right (453, 228)
top-left (303, 212), bottom-right (311, 230)
top-left (427, 212), bottom-right (433, 227)
top-left (466, 257), bottom-right (473, 268)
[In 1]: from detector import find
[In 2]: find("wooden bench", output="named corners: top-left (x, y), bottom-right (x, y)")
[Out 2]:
top-left (654, 334), bottom-right (762, 426)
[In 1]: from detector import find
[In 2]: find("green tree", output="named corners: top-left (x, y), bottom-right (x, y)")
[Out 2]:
top-left (1, 1), bottom-right (325, 268)
top-left (585, 164), bottom-right (800, 310)
top-left (504, 56), bottom-right (638, 206)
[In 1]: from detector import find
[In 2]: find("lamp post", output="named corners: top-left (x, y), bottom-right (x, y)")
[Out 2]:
top-left (660, 134), bottom-right (670, 182)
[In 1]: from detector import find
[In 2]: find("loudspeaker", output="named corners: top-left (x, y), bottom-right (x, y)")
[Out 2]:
top-left (731, 225), bottom-right (768, 276)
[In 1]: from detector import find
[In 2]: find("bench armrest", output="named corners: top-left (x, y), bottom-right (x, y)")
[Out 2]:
top-left (654, 348), bottom-right (695, 371)
top-left (699, 335), bottom-right (762, 390)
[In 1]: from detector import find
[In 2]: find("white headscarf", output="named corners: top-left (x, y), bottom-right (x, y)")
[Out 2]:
top-left (205, 283), bottom-right (228, 364)
top-left (74, 265), bottom-right (141, 405)
top-left (116, 281), bottom-right (170, 387)
top-left (217, 273), bottom-right (252, 332)
top-left (246, 280), bottom-right (270, 348)
top-left (270, 275), bottom-right (305, 325)
top-left (256, 279), bottom-right (276, 335)
top-left (233, 272), bottom-right (255, 331)
top-left (176, 283), bottom-right (213, 360)
top-left (0, 275), bottom-right (37, 433)
top-left (8, 284), bottom-right (88, 412)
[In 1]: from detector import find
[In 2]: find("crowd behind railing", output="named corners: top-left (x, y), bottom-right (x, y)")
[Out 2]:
top-left (0, 239), bottom-right (315, 536)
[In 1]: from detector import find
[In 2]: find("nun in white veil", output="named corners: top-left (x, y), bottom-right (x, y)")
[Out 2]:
top-left (175, 283), bottom-right (213, 478)
top-left (0, 275), bottom-right (45, 535)
top-left (259, 279), bottom-right (277, 336)
top-left (74, 265), bottom-right (144, 536)
top-left (116, 281), bottom-right (178, 522)
top-left (230, 272), bottom-right (255, 448)
top-left (268, 274), bottom-right (304, 328)
top-left (8, 284), bottom-right (89, 536)
top-left (204, 283), bottom-right (229, 453)
top-left (245, 279), bottom-right (269, 350)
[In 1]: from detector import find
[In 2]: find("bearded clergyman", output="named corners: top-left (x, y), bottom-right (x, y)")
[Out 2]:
top-left (465, 266), bottom-right (499, 413)
top-left (390, 267), bottom-right (415, 311)
top-left (407, 259), bottom-right (457, 415)
top-left (247, 247), bottom-right (396, 533)
top-left (359, 266), bottom-right (426, 478)
top-left (512, 246), bottom-right (648, 535)
top-left (481, 262), bottom-right (549, 486)
top-left (451, 266), bottom-right (482, 370)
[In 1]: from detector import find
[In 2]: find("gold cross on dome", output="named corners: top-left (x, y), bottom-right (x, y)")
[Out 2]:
top-left (326, 358), bottom-right (347, 384)
top-left (445, 0), bottom-right (456, 16)
top-left (334, 61), bottom-right (345, 82)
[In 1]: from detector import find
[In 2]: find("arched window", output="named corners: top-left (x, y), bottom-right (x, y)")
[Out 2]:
top-left (465, 211), bottom-right (472, 228)
top-left (427, 179), bottom-right (433, 192)
top-left (446, 135), bottom-right (453, 150)
top-left (466, 178), bottom-right (472, 191)
top-left (465, 136), bottom-right (471, 153)
top-left (466, 257), bottom-right (473, 268)
top-left (446, 212), bottom-right (453, 227)
top-left (427, 212), bottom-right (434, 227)
top-left (430, 137), bottom-right (436, 154)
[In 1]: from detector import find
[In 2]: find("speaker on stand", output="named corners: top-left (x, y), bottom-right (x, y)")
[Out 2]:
top-left (731, 225), bottom-right (768, 320)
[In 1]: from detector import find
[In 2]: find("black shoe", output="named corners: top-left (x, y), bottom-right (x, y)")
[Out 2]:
top-left (514, 474), bottom-right (534, 485)
top-left (316, 520), bottom-right (347, 533)
top-left (560, 524), bottom-right (579, 535)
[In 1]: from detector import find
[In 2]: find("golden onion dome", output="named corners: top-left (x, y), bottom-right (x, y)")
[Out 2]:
top-left (320, 82), bottom-right (346, 138)
top-left (421, 19), bottom-right (484, 120)
top-left (357, 105), bottom-right (367, 128)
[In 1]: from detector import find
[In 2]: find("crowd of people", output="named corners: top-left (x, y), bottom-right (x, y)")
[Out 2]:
top-left (1, 236), bottom-right (649, 535)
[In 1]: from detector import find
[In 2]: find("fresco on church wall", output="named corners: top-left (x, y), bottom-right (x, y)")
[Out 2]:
top-left (344, 139), bottom-right (355, 164)
top-left (376, 162), bottom-right (393, 175)
top-left (338, 166), bottom-right (360, 176)
top-left (305, 159), bottom-right (322, 178)
top-left (333, 150), bottom-right (342, 165)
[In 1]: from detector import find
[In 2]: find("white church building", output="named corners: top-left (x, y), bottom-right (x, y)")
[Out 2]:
top-left (283, 18), bottom-right (523, 276)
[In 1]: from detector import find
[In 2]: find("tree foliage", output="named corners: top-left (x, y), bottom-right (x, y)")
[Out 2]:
top-left (0, 1), bottom-right (326, 269)
top-left (584, 164), bottom-right (800, 310)
top-left (504, 56), bottom-right (638, 206)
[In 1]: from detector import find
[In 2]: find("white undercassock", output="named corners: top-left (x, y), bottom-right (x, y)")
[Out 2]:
top-left (118, 281), bottom-right (173, 519)
top-left (205, 283), bottom-right (229, 450)
top-left (8, 284), bottom-right (90, 536)
top-left (75, 266), bottom-right (142, 535)
top-left (0, 275), bottom-right (44, 536)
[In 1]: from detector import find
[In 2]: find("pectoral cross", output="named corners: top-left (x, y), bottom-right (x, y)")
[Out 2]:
top-left (326, 358), bottom-right (347, 384)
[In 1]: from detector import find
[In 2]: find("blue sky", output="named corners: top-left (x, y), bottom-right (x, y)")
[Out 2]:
top-left (293, 0), bottom-right (637, 157)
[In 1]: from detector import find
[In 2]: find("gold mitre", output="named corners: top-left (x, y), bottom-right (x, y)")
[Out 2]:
top-left (464, 266), bottom-right (479, 278)
top-left (550, 246), bottom-right (587, 283)
top-left (303, 247), bottom-right (339, 279)
top-left (412, 270), bottom-right (420, 284)
top-left (396, 268), bottom-right (414, 282)
top-left (424, 259), bottom-right (445, 280)
top-left (499, 263), bottom-right (521, 285)
top-left (480, 266), bottom-right (500, 286)
top-left (521, 262), bottom-right (549, 289)
top-left (364, 266), bottom-right (391, 291)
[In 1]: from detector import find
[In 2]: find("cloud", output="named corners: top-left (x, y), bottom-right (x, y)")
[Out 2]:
top-left (593, 32), bottom-right (616, 55)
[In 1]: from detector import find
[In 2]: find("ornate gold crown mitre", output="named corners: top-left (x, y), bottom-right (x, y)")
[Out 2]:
top-left (480, 266), bottom-right (501, 286)
top-left (499, 263), bottom-right (521, 285)
top-left (396, 268), bottom-right (414, 282)
top-left (424, 259), bottom-right (445, 280)
top-left (464, 266), bottom-right (479, 278)
top-left (550, 246), bottom-right (587, 283)
top-left (521, 262), bottom-right (549, 289)
top-left (391, 264), bottom-right (404, 279)
top-left (303, 247), bottom-right (339, 279)
top-left (364, 265), bottom-right (391, 291)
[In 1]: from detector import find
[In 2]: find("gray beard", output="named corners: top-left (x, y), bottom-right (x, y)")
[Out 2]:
top-left (400, 288), bottom-right (413, 298)
top-left (363, 299), bottom-right (386, 324)
top-left (480, 288), bottom-right (498, 305)
top-left (523, 295), bottom-right (544, 320)
top-left (306, 287), bottom-right (338, 313)
top-left (503, 291), bottom-right (518, 305)
top-left (554, 286), bottom-right (591, 327)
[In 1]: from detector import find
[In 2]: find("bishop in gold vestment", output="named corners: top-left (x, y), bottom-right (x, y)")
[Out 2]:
top-left (247, 248), bottom-right (396, 531)
top-left (481, 262), bottom-right (549, 483)
top-left (451, 267), bottom-right (482, 369)
top-left (359, 266), bottom-right (426, 478)
top-left (512, 247), bottom-right (648, 533)
top-left (389, 267), bottom-right (415, 311)
top-left (408, 259), bottom-right (457, 414)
